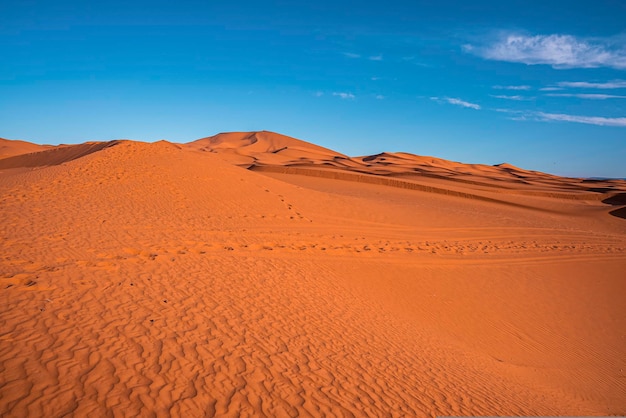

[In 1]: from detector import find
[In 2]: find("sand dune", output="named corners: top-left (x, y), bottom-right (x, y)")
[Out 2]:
top-left (187, 131), bottom-right (348, 168)
top-left (196, 131), bottom-right (626, 215)
top-left (0, 141), bottom-right (123, 171)
top-left (0, 138), bottom-right (52, 160)
top-left (1, 132), bottom-right (625, 416)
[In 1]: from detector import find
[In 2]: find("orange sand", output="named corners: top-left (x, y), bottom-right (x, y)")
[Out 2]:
top-left (1, 131), bottom-right (625, 416)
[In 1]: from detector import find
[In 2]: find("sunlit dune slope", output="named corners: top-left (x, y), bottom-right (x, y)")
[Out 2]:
top-left (187, 131), bottom-right (348, 167)
top-left (0, 141), bottom-right (122, 170)
top-left (0, 138), bottom-right (52, 160)
top-left (1, 134), bottom-right (625, 416)
top-left (195, 131), bottom-right (626, 217)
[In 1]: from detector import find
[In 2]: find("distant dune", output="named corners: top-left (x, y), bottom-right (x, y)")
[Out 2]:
top-left (1, 132), bottom-right (625, 416)
top-left (0, 138), bottom-right (53, 160)
top-left (188, 131), bottom-right (626, 210)
top-left (187, 131), bottom-right (348, 167)
top-left (0, 141), bottom-right (122, 170)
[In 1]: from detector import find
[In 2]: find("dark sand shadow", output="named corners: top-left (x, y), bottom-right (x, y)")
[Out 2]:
top-left (603, 193), bottom-right (626, 206)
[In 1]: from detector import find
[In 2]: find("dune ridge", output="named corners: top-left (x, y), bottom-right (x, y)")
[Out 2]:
top-left (0, 138), bottom-right (53, 160)
top-left (1, 133), bottom-right (625, 416)
top-left (0, 141), bottom-right (123, 170)
top-left (191, 131), bottom-right (626, 215)
top-left (187, 131), bottom-right (348, 168)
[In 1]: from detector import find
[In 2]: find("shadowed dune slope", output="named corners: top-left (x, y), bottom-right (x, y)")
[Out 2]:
top-left (611, 206), bottom-right (626, 219)
top-left (1, 135), bottom-right (625, 416)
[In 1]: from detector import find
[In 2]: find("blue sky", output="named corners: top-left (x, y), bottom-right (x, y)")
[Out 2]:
top-left (1, 0), bottom-right (625, 177)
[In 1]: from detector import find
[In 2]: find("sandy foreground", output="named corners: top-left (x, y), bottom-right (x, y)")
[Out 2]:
top-left (1, 131), bottom-right (625, 417)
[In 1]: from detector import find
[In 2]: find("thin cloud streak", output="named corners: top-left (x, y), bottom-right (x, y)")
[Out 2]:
top-left (546, 93), bottom-right (626, 99)
top-left (490, 95), bottom-right (534, 101)
top-left (493, 85), bottom-right (531, 90)
top-left (496, 108), bottom-right (626, 127)
top-left (557, 80), bottom-right (626, 89)
top-left (332, 92), bottom-right (355, 100)
top-left (536, 112), bottom-right (626, 126)
top-left (467, 33), bottom-right (626, 69)
top-left (431, 96), bottom-right (481, 110)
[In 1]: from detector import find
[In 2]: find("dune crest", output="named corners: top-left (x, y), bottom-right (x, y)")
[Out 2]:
top-left (0, 140), bottom-right (123, 170)
top-left (1, 133), bottom-right (625, 416)
top-left (187, 131), bottom-right (348, 168)
top-left (0, 138), bottom-right (52, 159)
top-left (190, 131), bottom-right (626, 213)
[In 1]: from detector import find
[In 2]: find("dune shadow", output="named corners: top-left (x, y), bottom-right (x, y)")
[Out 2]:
top-left (588, 187), bottom-right (618, 193)
top-left (582, 179), bottom-right (609, 183)
top-left (609, 206), bottom-right (626, 219)
top-left (602, 193), bottom-right (626, 206)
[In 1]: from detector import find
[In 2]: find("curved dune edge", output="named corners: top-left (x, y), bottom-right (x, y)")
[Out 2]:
top-left (0, 140), bottom-right (123, 169)
top-left (251, 164), bottom-right (621, 205)
top-left (0, 138), bottom-right (53, 159)
top-left (250, 164), bottom-right (560, 212)
top-left (1, 138), bottom-right (625, 416)
top-left (610, 206), bottom-right (626, 219)
top-left (185, 131), bottom-right (625, 211)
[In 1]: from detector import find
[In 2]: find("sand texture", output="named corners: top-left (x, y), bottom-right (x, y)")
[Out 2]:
top-left (1, 131), bottom-right (625, 416)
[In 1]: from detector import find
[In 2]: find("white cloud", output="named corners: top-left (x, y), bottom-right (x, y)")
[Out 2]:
top-left (445, 98), bottom-right (481, 109)
top-left (314, 91), bottom-right (324, 97)
top-left (343, 52), bottom-right (360, 59)
top-left (431, 96), bottom-right (481, 110)
top-left (493, 108), bottom-right (531, 121)
top-left (556, 80), bottom-right (626, 89)
top-left (492, 85), bottom-right (531, 90)
top-left (496, 108), bottom-right (626, 127)
top-left (468, 33), bottom-right (626, 69)
top-left (369, 55), bottom-right (383, 61)
top-left (536, 112), bottom-right (626, 126)
top-left (375, 94), bottom-right (385, 100)
top-left (539, 87), bottom-right (563, 91)
top-left (490, 94), bottom-right (533, 101)
top-left (332, 92), bottom-right (355, 100)
top-left (546, 93), bottom-right (626, 99)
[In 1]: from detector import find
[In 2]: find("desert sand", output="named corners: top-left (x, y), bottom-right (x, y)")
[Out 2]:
top-left (1, 131), bottom-right (625, 417)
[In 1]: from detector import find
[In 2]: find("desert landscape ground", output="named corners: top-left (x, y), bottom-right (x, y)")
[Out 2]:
top-left (1, 131), bottom-right (625, 417)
